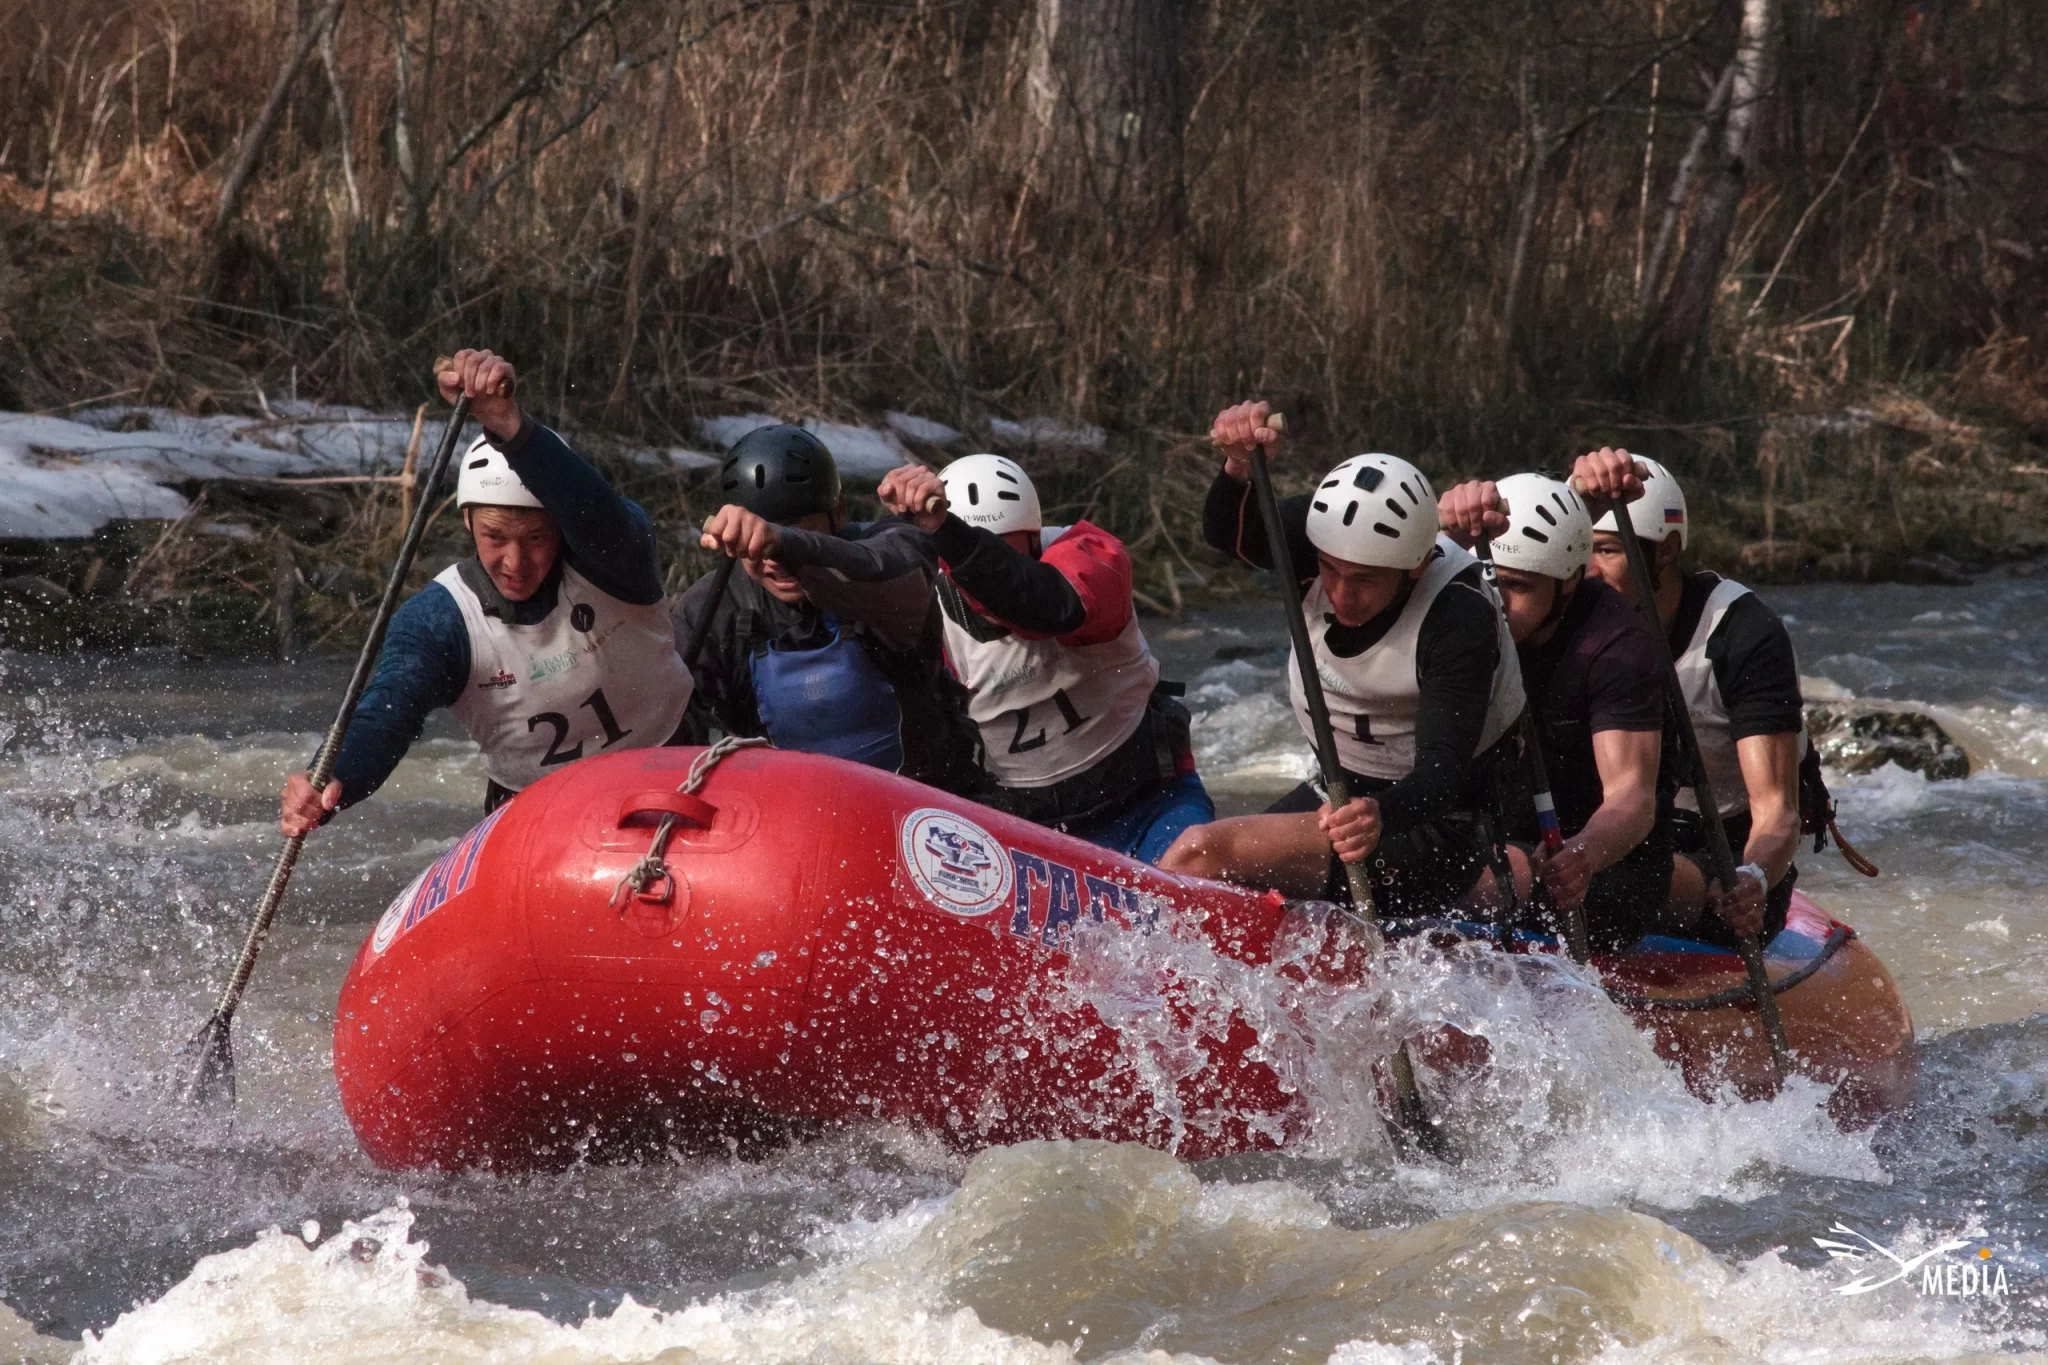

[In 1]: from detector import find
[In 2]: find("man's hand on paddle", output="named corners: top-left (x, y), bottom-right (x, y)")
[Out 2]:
top-left (1535, 840), bottom-right (1593, 911)
top-left (877, 465), bottom-right (948, 533)
top-left (1568, 447), bottom-right (1650, 525)
top-left (1210, 400), bottom-right (1283, 482)
top-left (1318, 796), bottom-right (1381, 864)
top-left (1436, 480), bottom-right (1510, 549)
top-left (1705, 867), bottom-right (1767, 941)
top-left (700, 504), bottom-right (783, 561)
top-left (280, 772), bottom-right (341, 837)
top-left (436, 349), bottom-right (523, 442)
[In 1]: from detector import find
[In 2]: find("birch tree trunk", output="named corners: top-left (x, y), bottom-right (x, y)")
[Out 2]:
top-left (1633, 0), bottom-right (1776, 400)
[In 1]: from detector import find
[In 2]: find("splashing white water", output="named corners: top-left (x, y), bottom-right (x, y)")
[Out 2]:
top-left (54, 1144), bottom-right (2033, 1365)
top-left (1061, 908), bottom-right (1883, 1211)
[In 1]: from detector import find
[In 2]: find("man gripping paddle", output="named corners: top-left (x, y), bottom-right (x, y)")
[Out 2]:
top-left (877, 455), bottom-right (1211, 863)
top-left (1572, 448), bottom-right (1813, 945)
top-left (279, 349), bottom-right (693, 832)
top-left (1157, 401), bottom-right (1524, 912)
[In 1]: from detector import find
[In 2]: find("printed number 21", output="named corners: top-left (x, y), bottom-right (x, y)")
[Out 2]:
top-left (1006, 688), bottom-right (1091, 754)
top-left (529, 688), bottom-right (634, 766)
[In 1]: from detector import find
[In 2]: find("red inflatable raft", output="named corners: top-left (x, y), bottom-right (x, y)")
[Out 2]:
top-left (334, 746), bottom-right (1916, 1170)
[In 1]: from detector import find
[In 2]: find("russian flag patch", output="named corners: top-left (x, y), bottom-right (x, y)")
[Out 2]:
top-left (1664, 507), bottom-right (1684, 524)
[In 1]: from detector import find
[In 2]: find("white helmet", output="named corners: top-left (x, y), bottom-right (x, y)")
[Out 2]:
top-left (1591, 456), bottom-right (1688, 548)
top-left (455, 435), bottom-right (543, 510)
top-left (940, 453), bottom-right (1042, 534)
top-left (1492, 473), bottom-right (1592, 580)
top-left (1305, 454), bottom-right (1439, 570)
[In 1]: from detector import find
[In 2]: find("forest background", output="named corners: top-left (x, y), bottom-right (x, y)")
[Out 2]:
top-left (4, 0), bottom-right (2048, 650)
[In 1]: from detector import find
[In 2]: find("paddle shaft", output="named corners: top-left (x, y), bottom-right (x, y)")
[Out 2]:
top-left (1592, 484), bottom-right (1792, 1078)
top-left (1471, 534), bottom-right (1589, 962)
top-left (1238, 421), bottom-right (1450, 1159)
top-left (1242, 440), bottom-right (1377, 919)
top-left (684, 554), bottom-right (739, 669)
top-left (194, 398), bottom-right (473, 1045)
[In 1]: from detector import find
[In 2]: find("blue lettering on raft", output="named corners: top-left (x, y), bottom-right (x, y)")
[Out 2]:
top-left (1009, 851), bottom-right (1050, 937)
top-left (1003, 846), bottom-right (1153, 943)
top-left (400, 806), bottom-right (506, 935)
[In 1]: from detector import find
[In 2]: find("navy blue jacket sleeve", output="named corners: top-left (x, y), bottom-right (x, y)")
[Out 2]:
top-left (329, 583), bottom-right (471, 807)
top-left (494, 421), bottom-right (664, 605)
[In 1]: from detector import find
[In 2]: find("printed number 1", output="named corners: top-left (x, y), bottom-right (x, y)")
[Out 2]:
top-left (1353, 712), bottom-right (1383, 746)
top-left (529, 687), bottom-right (634, 766)
top-left (1005, 688), bottom-right (1092, 754)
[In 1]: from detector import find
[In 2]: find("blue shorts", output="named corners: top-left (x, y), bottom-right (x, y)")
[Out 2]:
top-left (1063, 771), bottom-right (1215, 865)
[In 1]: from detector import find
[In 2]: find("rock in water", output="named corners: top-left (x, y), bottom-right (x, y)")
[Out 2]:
top-left (1805, 702), bottom-right (1971, 779)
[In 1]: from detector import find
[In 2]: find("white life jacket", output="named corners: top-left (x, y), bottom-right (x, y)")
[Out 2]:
top-left (440, 563), bottom-right (693, 792)
top-left (939, 582), bottom-right (1160, 790)
top-left (1287, 540), bottom-right (1524, 781)
top-left (1673, 575), bottom-right (1792, 817)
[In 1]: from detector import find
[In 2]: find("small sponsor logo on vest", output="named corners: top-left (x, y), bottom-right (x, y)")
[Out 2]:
top-left (984, 659), bottom-right (1044, 697)
top-left (1814, 1223), bottom-right (2014, 1298)
top-left (530, 648), bottom-right (581, 682)
top-left (477, 669), bottom-right (517, 691)
top-left (900, 808), bottom-right (1013, 917)
top-left (570, 602), bottom-right (596, 632)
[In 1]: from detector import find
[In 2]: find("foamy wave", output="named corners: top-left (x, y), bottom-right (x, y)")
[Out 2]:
top-left (70, 1144), bottom-right (2029, 1365)
top-left (73, 1202), bottom-right (1087, 1365)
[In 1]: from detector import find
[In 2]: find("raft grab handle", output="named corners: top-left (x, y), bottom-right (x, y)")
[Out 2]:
top-left (617, 790), bottom-right (719, 830)
top-left (609, 736), bottom-right (771, 909)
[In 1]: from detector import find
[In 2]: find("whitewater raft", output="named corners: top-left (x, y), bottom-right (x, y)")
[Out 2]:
top-left (334, 746), bottom-right (1917, 1170)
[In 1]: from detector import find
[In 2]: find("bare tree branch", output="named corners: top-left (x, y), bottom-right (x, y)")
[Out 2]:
top-left (212, 0), bottom-right (348, 235)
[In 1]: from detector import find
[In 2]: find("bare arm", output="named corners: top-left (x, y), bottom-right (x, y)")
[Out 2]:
top-left (1736, 730), bottom-right (1802, 888)
top-left (1539, 727), bottom-right (1660, 910)
top-left (1580, 728), bottom-right (1661, 871)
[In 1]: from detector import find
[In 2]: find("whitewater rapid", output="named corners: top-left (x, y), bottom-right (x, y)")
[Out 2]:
top-left (3, 577), bottom-right (2047, 1362)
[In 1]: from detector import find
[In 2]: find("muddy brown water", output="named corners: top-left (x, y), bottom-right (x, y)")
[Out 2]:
top-left (2, 579), bottom-right (2044, 1362)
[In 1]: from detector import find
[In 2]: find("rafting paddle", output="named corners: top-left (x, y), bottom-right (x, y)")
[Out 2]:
top-left (1469, 533), bottom-right (1590, 962)
top-left (1575, 469), bottom-right (1793, 1081)
top-left (1237, 412), bottom-right (1454, 1162)
top-left (176, 389), bottom-right (474, 1109)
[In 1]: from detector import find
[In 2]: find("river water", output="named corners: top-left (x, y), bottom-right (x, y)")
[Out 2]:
top-left (1, 578), bottom-right (2044, 1363)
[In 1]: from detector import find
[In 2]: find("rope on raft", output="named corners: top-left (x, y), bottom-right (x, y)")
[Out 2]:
top-left (1604, 923), bottom-right (1853, 1012)
top-left (609, 734), bottom-right (773, 907)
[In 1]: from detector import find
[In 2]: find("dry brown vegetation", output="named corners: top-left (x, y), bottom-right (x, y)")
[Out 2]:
top-left (4, 0), bottom-right (2048, 648)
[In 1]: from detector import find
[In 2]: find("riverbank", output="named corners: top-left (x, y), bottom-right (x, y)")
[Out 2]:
top-left (5, 386), bottom-right (2048, 657)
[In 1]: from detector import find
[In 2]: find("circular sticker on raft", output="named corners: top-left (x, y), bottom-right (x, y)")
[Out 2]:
top-left (899, 807), bottom-right (1013, 918)
top-left (371, 865), bottom-right (432, 955)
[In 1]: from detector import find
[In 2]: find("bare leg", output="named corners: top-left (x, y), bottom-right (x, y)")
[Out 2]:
top-left (1655, 852), bottom-right (1708, 936)
top-left (1456, 843), bottom-right (1535, 917)
top-left (1157, 812), bottom-right (1337, 899)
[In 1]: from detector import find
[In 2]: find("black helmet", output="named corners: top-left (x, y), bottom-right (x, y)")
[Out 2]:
top-left (719, 424), bottom-right (841, 524)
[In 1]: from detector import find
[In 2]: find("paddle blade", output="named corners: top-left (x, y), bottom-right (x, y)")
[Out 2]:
top-left (1393, 1090), bottom-right (1457, 1164)
top-left (176, 1012), bottom-right (237, 1111)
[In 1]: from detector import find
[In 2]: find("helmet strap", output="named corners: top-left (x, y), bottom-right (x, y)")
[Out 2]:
top-left (1537, 568), bottom-right (1581, 634)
